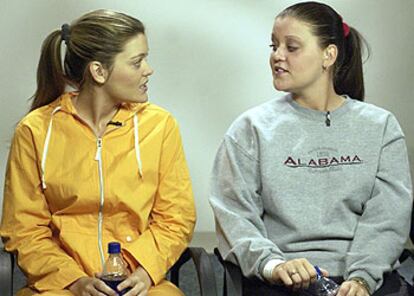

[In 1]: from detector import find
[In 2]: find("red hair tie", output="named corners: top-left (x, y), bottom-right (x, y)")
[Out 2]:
top-left (339, 15), bottom-right (350, 38)
top-left (342, 21), bottom-right (350, 38)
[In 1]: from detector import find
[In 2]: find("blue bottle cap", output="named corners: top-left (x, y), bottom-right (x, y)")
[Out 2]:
top-left (108, 242), bottom-right (121, 254)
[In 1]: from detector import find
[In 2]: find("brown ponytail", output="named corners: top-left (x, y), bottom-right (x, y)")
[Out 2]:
top-left (30, 30), bottom-right (66, 111)
top-left (334, 27), bottom-right (369, 100)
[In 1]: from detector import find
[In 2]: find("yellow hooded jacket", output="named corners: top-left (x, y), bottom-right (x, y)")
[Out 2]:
top-left (0, 92), bottom-right (196, 292)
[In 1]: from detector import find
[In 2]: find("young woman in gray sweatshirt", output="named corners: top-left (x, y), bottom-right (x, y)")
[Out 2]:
top-left (210, 2), bottom-right (413, 296)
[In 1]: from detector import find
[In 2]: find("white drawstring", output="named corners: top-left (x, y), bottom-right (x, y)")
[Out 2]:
top-left (41, 106), bottom-right (62, 190)
top-left (133, 114), bottom-right (143, 178)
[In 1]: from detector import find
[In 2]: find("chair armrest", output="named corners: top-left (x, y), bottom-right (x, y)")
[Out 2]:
top-left (170, 247), bottom-right (218, 296)
top-left (399, 248), bottom-right (414, 263)
top-left (214, 248), bottom-right (242, 296)
top-left (398, 248), bottom-right (414, 284)
top-left (0, 247), bottom-right (14, 296)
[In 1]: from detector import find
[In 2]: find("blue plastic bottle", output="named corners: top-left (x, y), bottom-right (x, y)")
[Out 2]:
top-left (306, 266), bottom-right (339, 296)
top-left (101, 242), bottom-right (131, 295)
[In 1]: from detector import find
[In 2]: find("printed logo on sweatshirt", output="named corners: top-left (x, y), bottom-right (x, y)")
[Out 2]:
top-left (284, 147), bottom-right (363, 170)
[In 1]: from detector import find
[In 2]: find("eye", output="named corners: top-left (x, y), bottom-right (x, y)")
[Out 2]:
top-left (287, 46), bottom-right (299, 52)
top-left (133, 60), bottom-right (142, 68)
top-left (269, 43), bottom-right (278, 51)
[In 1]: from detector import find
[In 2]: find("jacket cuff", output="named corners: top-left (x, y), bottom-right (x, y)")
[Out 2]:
top-left (123, 231), bottom-right (168, 285)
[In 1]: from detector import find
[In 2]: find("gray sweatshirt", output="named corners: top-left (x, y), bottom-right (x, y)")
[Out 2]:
top-left (209, 94), bottom-right (413, 292)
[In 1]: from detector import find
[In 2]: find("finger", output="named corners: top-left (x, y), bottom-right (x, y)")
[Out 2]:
top-left (337, 282), bottom-right (351, 296)
top-left (94, 279), bottom-right (118, 296)
top-left (283, 262), bottom-right (301, 290)
top-left (117, 277), bottom-right (133, 291)
top-left (303, 262), bottom-right (318, 284)
top-left (278, 269), bottom-right (293, 287)
top-left (296, 264), bottom-right (311, 289)
top-left (319, 267), bottom-right (329, 277)
top-left (290, 273), bottom-right (302, 290)
top-left (85, 283), bottom-right (107, 296)
top-left (351, 283), bottom-right (368, 296)
top-left (124, 282), bottom-right (146, 296)
top-left (347, 284), bottom-right (360, 296)
top-left (92, 291), bottom-right (107, 296)
top-left (138, 290), bottom-right (149, 296)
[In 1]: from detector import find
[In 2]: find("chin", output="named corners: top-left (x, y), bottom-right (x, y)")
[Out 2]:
top-left (273, 80), bottom-right (290, 92)
top-left (137, 95), bottom-right (149, 102)
top-left (129, 94), bottom-right (149, 103)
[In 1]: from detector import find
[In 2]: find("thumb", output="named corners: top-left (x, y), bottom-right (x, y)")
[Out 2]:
top-left (314, 266), bottom-right (330, 278)
top-left (319, 268), bottom-right (329, 277)
top-left (94, 272), bottom-right (103, 278)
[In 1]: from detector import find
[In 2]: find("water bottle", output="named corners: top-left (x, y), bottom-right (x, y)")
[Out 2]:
top-left (100, 242), bottom-right (130, 295)
top-left (305, 266), bottom-right (339, 296)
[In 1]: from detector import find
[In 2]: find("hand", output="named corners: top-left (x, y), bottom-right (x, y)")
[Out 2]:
top-left (117, 266), bottom-right (153, 296)
top-left (68, 276), bottom-right (117, 296)
top-left (272, 258), bottom-right (329, 290)
top-left (337, 280), bottom-right (370, 296)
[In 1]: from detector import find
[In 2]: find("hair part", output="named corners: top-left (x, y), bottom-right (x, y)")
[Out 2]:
top-left (31, 9), bottom-right (145, 111)
top-left (277, 1), bottom-right (370, 101)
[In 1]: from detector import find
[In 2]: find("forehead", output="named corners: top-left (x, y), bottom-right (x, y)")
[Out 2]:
top-left (118, 33), bottom-right (148, 59)
top-left (272, 16), bottom-right (315, 41)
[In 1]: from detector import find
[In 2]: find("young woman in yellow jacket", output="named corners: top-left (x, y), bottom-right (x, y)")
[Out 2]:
top-left (0, 9), bottom-right (196, 296)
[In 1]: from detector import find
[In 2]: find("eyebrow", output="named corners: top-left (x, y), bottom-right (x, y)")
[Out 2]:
top-left (286, 35), bottom-right (302, 42)
top-left (271, 34), bottom-right (302, 43)
top-left (130, 53), bottom-right (148, 60)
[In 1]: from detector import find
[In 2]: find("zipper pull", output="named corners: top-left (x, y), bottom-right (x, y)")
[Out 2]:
top-left (95, 138), bottom-right (102, 161)
top-left (325, 111), bottom-right (331, 127)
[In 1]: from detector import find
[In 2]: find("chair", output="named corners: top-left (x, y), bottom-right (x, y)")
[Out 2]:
top-left (0, 247), bottom-right (218, 296)
top-left (214, 248), bottom-right (242, 296)
top-left (170, 247), bottom-right (218, 296)
top-left (0, 247), bottom-right (13, 296)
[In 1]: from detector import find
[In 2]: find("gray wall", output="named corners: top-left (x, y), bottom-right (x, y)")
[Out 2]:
top-left (0, 0), bottom-right (413, 232)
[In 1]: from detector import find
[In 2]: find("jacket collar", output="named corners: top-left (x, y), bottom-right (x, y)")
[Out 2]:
top-left (50, 92), bottom-right (149, 122)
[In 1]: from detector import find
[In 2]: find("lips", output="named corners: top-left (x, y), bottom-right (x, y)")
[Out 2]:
top-left (273, 66), bottom-right (289, 75)
top-left (139, 81), bottom-right (148, 91)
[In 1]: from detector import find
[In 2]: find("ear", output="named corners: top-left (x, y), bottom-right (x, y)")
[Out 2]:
top-left (322, 44), bottom-right (338, 69)
top-left (88, 61), bottom-right (108, 84)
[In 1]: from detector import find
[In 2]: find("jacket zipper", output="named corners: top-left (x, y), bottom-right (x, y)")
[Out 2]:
top-left (95, 137), bottom-right (105, 267)
top-left (72, 114), bottom-right (123, 267)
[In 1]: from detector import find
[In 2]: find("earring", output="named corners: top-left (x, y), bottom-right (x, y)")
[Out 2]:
top-left (322, 65), bottom-right (327, 72)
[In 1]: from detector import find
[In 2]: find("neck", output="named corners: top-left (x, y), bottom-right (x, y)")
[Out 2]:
top-left (73, 87), bottom-right (119, 137)
top-left (292, 81), bottom-right (344, 112)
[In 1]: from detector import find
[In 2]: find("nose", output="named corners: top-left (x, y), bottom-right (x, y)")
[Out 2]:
top-left (142, 59), bottom-right (154, 76)
top-left (271, 47), bottom-right (286, 62)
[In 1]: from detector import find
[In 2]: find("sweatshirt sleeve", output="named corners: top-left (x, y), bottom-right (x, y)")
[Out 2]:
top-left (0, 124), bottom-right (87, 292)
top-left (123, 116), bottom-right (196, 285)
top-left (209, 134), bottom-right (286, 280)
top-left (345, 114), bottom-right (413, 293)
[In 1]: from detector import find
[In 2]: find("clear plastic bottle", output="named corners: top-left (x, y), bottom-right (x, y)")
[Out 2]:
top-left (100, 242), bottom-right (130, 295)
top-left (306, 266), bottom-right (339, 296)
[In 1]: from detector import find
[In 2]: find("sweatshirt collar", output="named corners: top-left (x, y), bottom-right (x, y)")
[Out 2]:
top-left (285, 93), bottom-right (352, 121)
